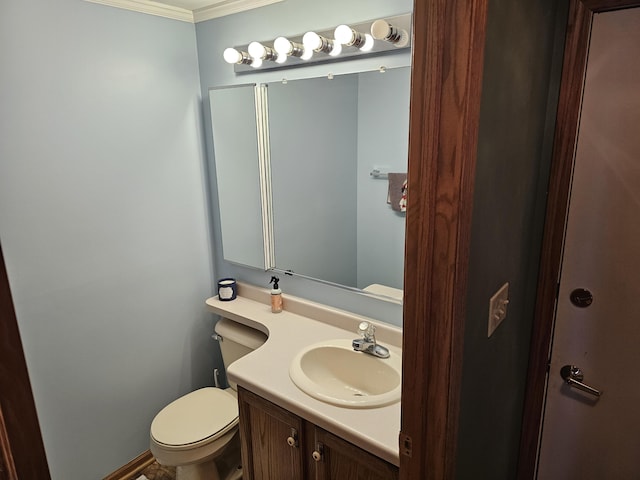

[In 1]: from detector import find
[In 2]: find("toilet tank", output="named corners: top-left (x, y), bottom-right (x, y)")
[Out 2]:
top-left (215, 318), bottom-right (267, 389)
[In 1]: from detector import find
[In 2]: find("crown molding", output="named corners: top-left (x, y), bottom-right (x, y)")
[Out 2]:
top-left (85, 0), bottom-right (194, 22)
top-left (193, 0), bottom-right (283, 22)
top-left (85, 0), bottom-right (284, 23)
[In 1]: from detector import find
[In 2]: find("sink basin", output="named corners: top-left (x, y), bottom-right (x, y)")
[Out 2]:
top-left (289, 339), bottom-right (401, 408)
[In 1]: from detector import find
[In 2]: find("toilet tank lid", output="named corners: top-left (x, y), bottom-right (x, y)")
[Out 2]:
top-left (215, 318), bottom-right (267, 350)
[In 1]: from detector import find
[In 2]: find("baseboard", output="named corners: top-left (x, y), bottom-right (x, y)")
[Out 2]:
top-left (103, 450), bottom-right (154, 480)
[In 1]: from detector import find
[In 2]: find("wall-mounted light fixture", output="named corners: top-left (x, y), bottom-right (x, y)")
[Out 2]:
top-left (223, 13), bottom-right (411, 72)
top-left (370, 19), bottom-right (409, 47)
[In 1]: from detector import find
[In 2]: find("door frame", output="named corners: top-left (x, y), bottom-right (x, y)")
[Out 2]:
top-left (401, 0), bottom-right (488, 478)
top-left (517, 0), bottom-right (640, 477)
top-left (0, 243), bottom-right (50, 478)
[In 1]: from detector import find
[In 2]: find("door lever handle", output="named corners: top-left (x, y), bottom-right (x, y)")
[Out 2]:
top-left (560, 365), bottom-right (602, 397)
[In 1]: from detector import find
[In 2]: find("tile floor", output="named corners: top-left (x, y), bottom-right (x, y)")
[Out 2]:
top-left (130, 461), bottom-right (175, 480)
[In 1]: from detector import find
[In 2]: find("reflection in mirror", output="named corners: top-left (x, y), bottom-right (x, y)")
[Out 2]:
top-left (208, 67), bottom-right (410, 302)
top-left (210, 84), bottom-right (270, 269)
top-left (269, 75), bottom-right (358, 287)
top-left (268, 67), bottom-right (410, 298)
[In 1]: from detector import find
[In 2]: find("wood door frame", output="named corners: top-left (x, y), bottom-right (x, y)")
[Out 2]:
top-left (0, 243), bottom-right (50, 479)
top-left (400, 0), bottom-right (488, 478)
top-left (517, 0), bottom-right (640, 477)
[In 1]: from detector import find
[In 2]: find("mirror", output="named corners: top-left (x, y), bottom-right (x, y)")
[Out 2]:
top-left (209, 66), bottom-right (410, 302)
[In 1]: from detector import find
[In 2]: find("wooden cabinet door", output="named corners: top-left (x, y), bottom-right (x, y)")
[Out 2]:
top-left (311, 426), bottom-right (399, 480)
top-left (238, 387), bottom-right (306, 480)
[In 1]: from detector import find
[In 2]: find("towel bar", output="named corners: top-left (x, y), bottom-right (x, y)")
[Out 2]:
top-left (370, 169), bottom-right (389, 178)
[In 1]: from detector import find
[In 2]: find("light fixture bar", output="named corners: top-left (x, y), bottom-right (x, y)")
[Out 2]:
top-left (226, 12), bottom-right (411, 73)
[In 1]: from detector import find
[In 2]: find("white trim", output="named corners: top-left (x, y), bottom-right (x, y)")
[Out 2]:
top-left (85, 0), bottom-right (194, 22)
top-left (254, 85), bottom-right (276, 271)
top-left (193, 0), bottom-right (284, 22)
top-left (84, 0), bottom-right (284, 23)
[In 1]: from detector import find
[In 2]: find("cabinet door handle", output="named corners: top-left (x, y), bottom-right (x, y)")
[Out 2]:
top-left (312, 442), bottom-right (324, 462)
top-left (286, 428), bottom-right (299, 448)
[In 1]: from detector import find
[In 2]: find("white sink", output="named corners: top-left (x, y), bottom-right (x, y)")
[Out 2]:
top-left (289, 339), bottom-right (401, 408)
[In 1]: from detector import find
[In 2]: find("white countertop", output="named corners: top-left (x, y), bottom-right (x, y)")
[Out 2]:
top-left (205, 283), bottom-right (402, 466)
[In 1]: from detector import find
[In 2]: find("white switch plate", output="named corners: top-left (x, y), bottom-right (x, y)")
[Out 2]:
top-left (488, 282), bottom-right (509, 337)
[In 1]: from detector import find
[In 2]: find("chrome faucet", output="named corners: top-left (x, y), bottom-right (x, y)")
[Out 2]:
top-left (352, 321), bottom-right (390, 359)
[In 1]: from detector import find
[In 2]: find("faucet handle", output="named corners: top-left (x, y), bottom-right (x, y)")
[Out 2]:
top-left (358, 321), bottom-right (376, 340)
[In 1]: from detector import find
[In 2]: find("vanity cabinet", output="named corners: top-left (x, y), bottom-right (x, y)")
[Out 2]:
top-left (238, 387), bottom-right (399, 480)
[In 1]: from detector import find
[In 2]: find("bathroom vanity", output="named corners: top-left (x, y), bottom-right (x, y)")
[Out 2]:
top-left (206, 283), bottom-right (402, 480)
top-left (238, 387), bottom-right (398, 479)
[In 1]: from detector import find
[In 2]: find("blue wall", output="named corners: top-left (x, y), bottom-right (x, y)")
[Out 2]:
top-left (0, 1), bottom-right (213, 478)
top-left (456, 0), bottom-right (567, 478)
top-left (195, 0), bottom-right (412, 324)
top-left (356, 67), bottom-right (410, 290)
top-left (269, 75), bottom-right (359, 286)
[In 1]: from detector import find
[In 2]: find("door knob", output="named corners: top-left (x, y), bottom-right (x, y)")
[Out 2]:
top-left (560, 365), bottom-right (602, 397)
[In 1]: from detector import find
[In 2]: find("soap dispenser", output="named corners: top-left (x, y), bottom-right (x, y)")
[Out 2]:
top-left (270, 276), bottom-right (283, 313)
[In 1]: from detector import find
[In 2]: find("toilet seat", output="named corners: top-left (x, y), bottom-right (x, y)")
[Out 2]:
top-left (151, 387), bottom-right (238, 450)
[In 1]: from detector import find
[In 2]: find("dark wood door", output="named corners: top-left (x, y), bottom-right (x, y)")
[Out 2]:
top-left (0, 405), bottom-right (17, 480)
top-left (238, 387), bottom-right (305, 480)
top-left (0, 244), bottom-right (50, 479)
top-left (311, 426), bottom-right (399, 480)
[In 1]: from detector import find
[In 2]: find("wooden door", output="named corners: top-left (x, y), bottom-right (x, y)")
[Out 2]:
top-left (0, 406), bottom-right (17, 480)
top-left (238, 387), bottom-right (305, 480)
top-left (0, 244), bottom-right (50, 479)
top-left (535, 7), bottom-right (640, 478)
top-left (311, 426), bottom-right (399, 480)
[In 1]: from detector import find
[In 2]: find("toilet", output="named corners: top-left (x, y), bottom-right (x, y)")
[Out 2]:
top-left (150, 318), bottom-right (267, 480)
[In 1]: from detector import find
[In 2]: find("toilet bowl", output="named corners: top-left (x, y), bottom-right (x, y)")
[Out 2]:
top-left (149, 318), bottom-right (267, 480)
top-left (150, 387), bottom-right (240, 480)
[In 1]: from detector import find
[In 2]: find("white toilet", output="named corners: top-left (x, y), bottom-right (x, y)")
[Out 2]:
top-left (150, 318), bottom-right (267, 480)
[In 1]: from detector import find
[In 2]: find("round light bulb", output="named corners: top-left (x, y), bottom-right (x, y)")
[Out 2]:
top-left (329, 42), bottom-right (342, 57)
top-left (248, 41), bottom-right (266, 59)
top-left (223, 47), bottom-right (242, 64)
top-left (361, 34), bottom-right (375, 52)
top-left (370, 20), bottom-right (392, 40)
top-left (274, 36), bottom-right (292, 56)
top-left (276, 53), bottom-right (287, 64)
top-left (302, 31), bottom-right (322, 51)
top-left (334, 25), bottom-right (354, 45)
top-left (370, 20), bottom-right (409, 47)
top-left (250, 57), bottom-right (263, 68)
top-left (301, 47), bottom-right (313, 60)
